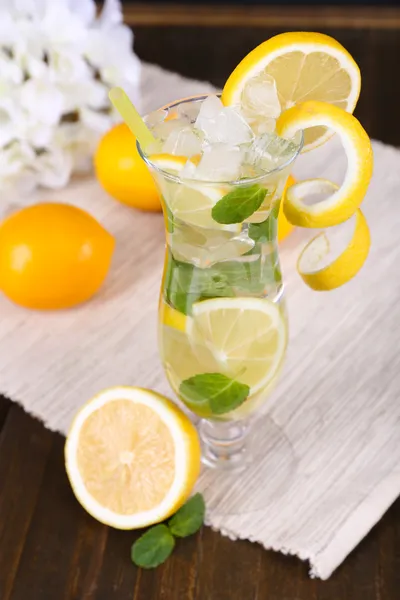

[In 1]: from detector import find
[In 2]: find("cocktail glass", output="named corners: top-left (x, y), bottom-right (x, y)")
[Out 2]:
top-left (138, 95), bottom-right (303, 470)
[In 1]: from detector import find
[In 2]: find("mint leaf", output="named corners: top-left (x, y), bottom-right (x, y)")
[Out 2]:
top-left (164, 252), bottom-right (235, 315)
top-left (212, 185), bottom-right (267, 224)
top-left (180, 373), bottom-right (250, 415)
top-left (248, 202), bottom-right (280, 243)
top-left (168, 493), bottom-right (205, 538)
top-left (131, 524), bottom-right (175, 569)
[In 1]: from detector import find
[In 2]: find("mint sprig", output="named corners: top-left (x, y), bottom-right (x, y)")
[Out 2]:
top-left (131, 494), bottom-right (206, 569)
top-left (131, 524), bottom-right (175, 569)
top-left (180, 373), bottom-right (250, 415)
top-left (211, 184), bottom-right (267, 224)
top-left (164, 251), bottom-right (277, 316)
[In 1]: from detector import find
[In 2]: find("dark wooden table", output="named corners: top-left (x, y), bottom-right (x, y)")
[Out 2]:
top-left (1, 5), bottom-right (400, 599)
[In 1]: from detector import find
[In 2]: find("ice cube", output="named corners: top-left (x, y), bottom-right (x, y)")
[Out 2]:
top-left (241, 73), bottom-right (281, 119)
top-left (151, 117), bottom-right (189, 141)
top-left (176, 100), bottom-right (202, 122)
top-left (250, 117), bottom-right (276, 136)
top-left (194, 95), bottom-right (224, 141)
top-left (195, 143), bottom-right (243, 181)
top-left (215, 107), bottom-right (254, 144)
top-left (195, 95), bottom-right (224, 125)
top-left (180, 159), bottom-right (197, 179)
top-left (264, 134), bottom-right (299, 159)
top-left (245, 132), bottom-right (299, 172)
top-left (163, 126), bottom-right (203, 157)
top-left (144, 109), bottom-right (167, 128)
top-left (196, 103), bottom-right (253, 145)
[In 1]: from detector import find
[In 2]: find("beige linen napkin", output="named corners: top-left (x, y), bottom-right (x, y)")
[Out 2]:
top-left (1, 63), bottom-right (399, 579)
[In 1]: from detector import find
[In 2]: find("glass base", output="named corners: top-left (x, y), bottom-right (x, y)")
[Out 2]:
top-left (197, 413), bottom-right (298, 516)
top-left (199, 419), bottom-right (252, 471)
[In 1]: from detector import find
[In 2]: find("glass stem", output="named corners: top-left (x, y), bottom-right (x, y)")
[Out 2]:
top-left (199, 419), bottom-right (251, 470)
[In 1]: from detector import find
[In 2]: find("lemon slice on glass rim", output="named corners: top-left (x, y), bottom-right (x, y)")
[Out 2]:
top-left (222, 31), bottom-right (361, 152)
top-left (65, 386), bottom-right (201, 529)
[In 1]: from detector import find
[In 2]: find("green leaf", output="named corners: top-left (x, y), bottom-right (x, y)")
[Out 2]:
top-left (131, 524), bottom-right (175, 569)
top-left (180, 373), bottom-right (250, 415)
top-left (164, 252), bottom-right (236, 315)
top-left (168, 493), bottom-right (205, 538)
top-left (211, 185), bottom-right (267, 224)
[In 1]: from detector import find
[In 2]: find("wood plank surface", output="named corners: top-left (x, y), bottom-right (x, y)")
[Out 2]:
top-left (0, 394), bottom-right (399, 599)
top-left (124, 4), bottom-right (400, 30)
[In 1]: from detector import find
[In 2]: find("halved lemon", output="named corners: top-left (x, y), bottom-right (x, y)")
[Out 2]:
top-left (222, 31), bottom-right (361, 151)
top-left (188, 297), bottom-right (287, 395)
top-left (276, 102), bottom-right (373, 228)
top-left (297, 208), bottom-right (370, 290)
top-left (65, 387), bottom-right (201, 529)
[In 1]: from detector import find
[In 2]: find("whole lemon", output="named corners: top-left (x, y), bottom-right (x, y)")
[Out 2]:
top-left (95, 123), bottom-right (161, 212)
top-left (0, 203), bottom-right (115, 310)
top-left (278, 175), bottom-right (295, 242)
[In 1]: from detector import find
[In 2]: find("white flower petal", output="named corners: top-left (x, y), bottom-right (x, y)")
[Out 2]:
top-left (49, 50), bottom-right (91, 84)
top-left (19, 79), bottom-right (64, 125)
top-left (0, 11), bottom-right (19, 46)
top-left (67, 0), bottom-right (96, 25)
top-left (0, 52), bottom-right (24, 84)
top-left (80, 107), bottom-right (113, 134)
top-left (98, 0), bottom-right (123, 29)
top-left (0, 99), bottom-right (20, 146)
top-left (0, 140), bottom-right (35, 178)
top-left (24, 121), bottom-right (54, 147)
top-left (42, 4), bottom-right (87, 50)
top-left (34, 146), bottom-right (73, 188)
top-left (58, 79), bottom-right (109, 113)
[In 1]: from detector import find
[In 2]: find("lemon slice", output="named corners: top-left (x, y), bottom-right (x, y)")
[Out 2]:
top-left (159, 299), bottom-right (188, 333)
top-left (298, 208), bottom-right (370, 290)
top-left (148, 153), bottom-right (189, 173)
top-left (276, 102), bottom-right (373, 228)
top-left (160, 325), bottom-right (218, 418)
top-left (188, 297), bottom-right (287, 395)
top-left (168, 183), bottom-right (241, 233)
top-left (149, 153), bottom-right (239, 233)
top-left (222, 31), bottom-right (361, 151)
top-left (65, 387), bottom-right (201, 529)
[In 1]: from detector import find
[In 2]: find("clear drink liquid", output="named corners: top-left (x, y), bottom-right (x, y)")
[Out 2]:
top-left (139, 95), bottom-right (302, 425)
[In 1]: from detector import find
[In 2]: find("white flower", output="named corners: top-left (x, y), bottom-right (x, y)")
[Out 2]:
top-left (0, 98), bottom-right (20, 146)
top-left (0, 140), bottom-right (35, 178)
top-left (48, 50), bottom-right (92, 84)
top-left (0, 140), bottom-right (37, 197)
top-left (0, 0), bottom-right (141, 192)
top-left (0, 50), bottom-right (23, 85)
top-left (19, 78), bottom-right (65, 126)
top-left (33, 146), bottom-right (73, 188)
